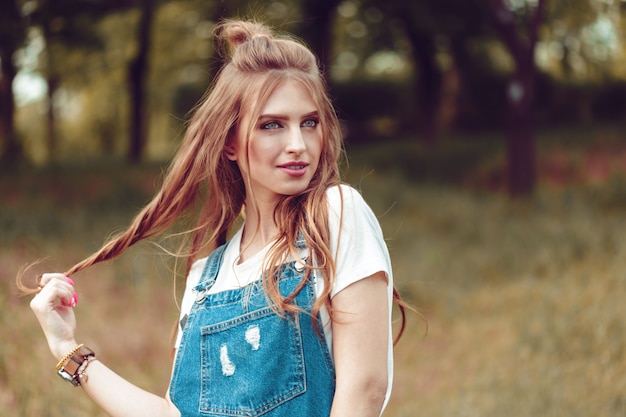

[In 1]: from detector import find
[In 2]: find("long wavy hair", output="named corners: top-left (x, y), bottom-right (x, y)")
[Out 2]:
top-left (17, 19), bottom-right (413, 344)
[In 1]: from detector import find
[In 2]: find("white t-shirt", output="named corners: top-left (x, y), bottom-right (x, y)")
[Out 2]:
top-left (174, 184), bottom-right (394, 409)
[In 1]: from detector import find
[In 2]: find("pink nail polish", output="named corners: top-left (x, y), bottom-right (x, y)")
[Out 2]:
top-left (73, 292), bottom-right (78, 306)
top-left (66, 276), bottom-right (75, 286)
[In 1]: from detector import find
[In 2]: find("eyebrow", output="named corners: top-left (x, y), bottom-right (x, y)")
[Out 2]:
top-left (258, 111), bottom-right (320, 121)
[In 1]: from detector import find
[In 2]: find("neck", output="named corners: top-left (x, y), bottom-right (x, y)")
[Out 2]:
top-left (239, 197), bottom-right (279, 263)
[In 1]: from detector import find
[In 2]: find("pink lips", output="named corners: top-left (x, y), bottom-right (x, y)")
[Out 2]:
top-left (278, 162), bottom-right (309, 177)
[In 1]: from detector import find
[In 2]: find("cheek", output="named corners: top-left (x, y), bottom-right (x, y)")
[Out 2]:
top-left (248, 140), bottom-right (270, 161)
top-left (312, 133), bottom-right (324, 159)
top-left (245, 141), bottom-right (275, 174)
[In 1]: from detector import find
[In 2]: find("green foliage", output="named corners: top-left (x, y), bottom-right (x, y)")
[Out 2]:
top-left (4, 0), bottom-right (625, 166)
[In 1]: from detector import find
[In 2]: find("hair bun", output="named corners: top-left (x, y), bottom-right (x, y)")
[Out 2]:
top-left (214, 19), bottom-right (274, 57)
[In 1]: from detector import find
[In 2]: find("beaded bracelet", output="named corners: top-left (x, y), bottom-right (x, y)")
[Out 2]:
top-left (55, 344), bottom-right (84, 371)
top-left (56, 345), bottom-right (96, 386)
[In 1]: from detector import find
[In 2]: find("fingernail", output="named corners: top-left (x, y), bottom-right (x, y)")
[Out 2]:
top-left (72, 292), bottom-right (78, 306)
top-left (66, 276), bottom-right (75, 286)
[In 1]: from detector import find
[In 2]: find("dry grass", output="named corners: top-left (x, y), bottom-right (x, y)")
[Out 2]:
top-left (1, 164), bottom-right (178, 417)
top-left (349, 146), bottom-right (626, 416)
top-left (1, 131), bottom-right (626, 416)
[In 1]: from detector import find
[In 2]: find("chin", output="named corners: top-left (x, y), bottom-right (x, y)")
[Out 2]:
top-left (279, 183), bottom-right (311, 197)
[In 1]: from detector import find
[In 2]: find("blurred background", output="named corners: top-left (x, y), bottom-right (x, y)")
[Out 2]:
top-left (1, 0), bottom-right (625, 416)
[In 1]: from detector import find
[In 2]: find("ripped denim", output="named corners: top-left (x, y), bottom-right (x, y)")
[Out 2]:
top-left (170, 244), bottom-right (335, 417)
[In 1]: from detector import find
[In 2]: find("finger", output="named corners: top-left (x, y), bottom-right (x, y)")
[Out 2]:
top-left (32, 282), bottom-right (73, 311)
top-left (39, 273), bottom-right (73, 287)
top-left (38, 273), bottom-right (78, 306)
top-left (31, 278), bottom-right (77, 311)
top-left (61, 292), bottom-right (78, 308)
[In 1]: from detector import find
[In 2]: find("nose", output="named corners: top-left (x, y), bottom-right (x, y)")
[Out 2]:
top-left (285, 126), bottom-right (306, 154)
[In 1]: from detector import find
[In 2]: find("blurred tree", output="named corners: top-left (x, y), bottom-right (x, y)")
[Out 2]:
top-left (542, 0), bottom-right (598, 79)
top-left (167, 0), bottom-right (309, 119)
top-left (486, 0), bottom-right (546, 197)
top-left (363, 0), bottom-right (549, 196)
top-left (547, 0), bottom-right (621, 81)
top-left (296, 0), bottom-right (342, 78)
top-left (207, 0), bottom-right (245, 79)
top-left (128, 0), bottom-right (156, 163)
top-left (23, 0), bottom-right (132, 163)
top-left (359, 0), bottom-right (441, 143)
top-left (360, 0), bottom-right (490, 143)
top-left (0, 0), bottom-right (27, 165)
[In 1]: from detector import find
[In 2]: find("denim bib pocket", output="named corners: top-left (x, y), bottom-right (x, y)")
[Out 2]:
top-left (198, 306), bottom-right (306, 416)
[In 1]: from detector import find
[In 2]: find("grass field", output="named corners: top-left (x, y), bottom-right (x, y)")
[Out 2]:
top-left (1, 126), bottom-right (625, 416)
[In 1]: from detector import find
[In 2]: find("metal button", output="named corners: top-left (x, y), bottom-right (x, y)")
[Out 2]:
top-left (295, 260), bottom-right (306, 272)
top-left (194, 289), bottom-right (208, 304)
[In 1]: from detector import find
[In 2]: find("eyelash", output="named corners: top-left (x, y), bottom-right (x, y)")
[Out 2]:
top-left (261, 121), bottom-right (281, 130)
top-left (260, 118), bottom-right (319, 130)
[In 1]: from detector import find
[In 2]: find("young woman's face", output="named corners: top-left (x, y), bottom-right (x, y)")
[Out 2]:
top-left (229, 79), bottom-right (323, 205)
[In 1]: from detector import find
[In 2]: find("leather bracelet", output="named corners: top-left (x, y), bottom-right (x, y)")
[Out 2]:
top-left (76, 356), bottom-right (96, 384)
top-left (55, 344), bottom-right (84, 371)
top-left (56, 345), bottom-right (95, 386)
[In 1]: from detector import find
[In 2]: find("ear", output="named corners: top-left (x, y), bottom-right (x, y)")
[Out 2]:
top-left (224, 143), bottom-right (237, 161)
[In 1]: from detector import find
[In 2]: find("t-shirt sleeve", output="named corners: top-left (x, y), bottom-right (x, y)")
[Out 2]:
top-left (327, 184), bottom-right (392, 297)
top-left (174, 257), bottom-right (207, 348)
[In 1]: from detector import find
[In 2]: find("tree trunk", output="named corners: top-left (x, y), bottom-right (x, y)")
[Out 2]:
top-left (45, 75), bottom-right (59, 163)
top-left (0, 0), bottom-right (24, 165)
top-left (297, 0), bottom-right (342, 79)
top-left (448, 35), bottom-right (481, 130)
top-left (490, 0), bottom-right (546, 197)
top-left (40, 19), bottom-right (61, 165)
top-left (208, 0), bottom-right (236, 80)
top-left (506, 70), bottom-right (536, 197)
top-left (0, 47), bottom-right (19, 165)
top-left (128, 0), bottom-right (155, 164)
top-left (401, 21), bottom-right (442, 145)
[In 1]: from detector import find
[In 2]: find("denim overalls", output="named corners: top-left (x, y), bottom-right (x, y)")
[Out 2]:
top-left (170, 241), bottom-right (336, 417)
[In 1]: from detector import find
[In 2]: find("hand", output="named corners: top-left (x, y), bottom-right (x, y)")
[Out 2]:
top-left (30, 273), bottom-right (79, 360)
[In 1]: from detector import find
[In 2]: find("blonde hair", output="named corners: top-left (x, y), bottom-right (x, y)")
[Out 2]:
top-left (18, 19), bottom-right (413, 344)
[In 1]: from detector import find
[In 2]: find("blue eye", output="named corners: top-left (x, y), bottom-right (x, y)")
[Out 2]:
top-left (261, 121), bottom-right (281, 130)
top-left (302, 119), bottom-right (318, 128)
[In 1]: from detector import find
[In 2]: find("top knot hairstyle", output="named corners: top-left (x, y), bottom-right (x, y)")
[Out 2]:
top-left (213, 20), bottom-right (320, 77)
top-left (215, 20), bottom-right (273, 55)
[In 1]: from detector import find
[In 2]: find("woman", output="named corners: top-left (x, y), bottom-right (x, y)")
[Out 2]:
top-left (22, 19), bottom-right (411, 417)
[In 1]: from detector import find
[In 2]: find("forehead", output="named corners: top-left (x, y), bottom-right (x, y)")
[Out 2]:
top-left (260, 79), bottom-right (318, 114)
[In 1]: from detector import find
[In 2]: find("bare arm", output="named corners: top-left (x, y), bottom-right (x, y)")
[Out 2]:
top-left (30, 273), bottom-right (180, 417)
top-left (329, 271), bottom-right (390, 417)
top-left (77, 360), bottom-right (180, 417)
